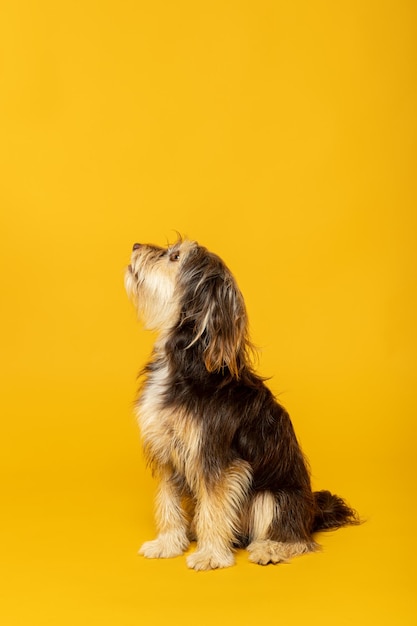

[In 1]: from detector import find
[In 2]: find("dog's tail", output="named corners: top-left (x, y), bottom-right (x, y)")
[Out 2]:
top-left (312, 490), bottom-right (360, 532)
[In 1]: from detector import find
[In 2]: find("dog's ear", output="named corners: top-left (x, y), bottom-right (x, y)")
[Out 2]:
top-left (179, 250), bottom-right (250, 378)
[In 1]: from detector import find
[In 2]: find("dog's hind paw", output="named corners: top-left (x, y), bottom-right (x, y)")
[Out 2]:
top-left (139, 533), bottom-right (189, 559)
top-left (186, 548), bottom-right (235, 571)
top-left (247, 539), bottom-right (315, 565)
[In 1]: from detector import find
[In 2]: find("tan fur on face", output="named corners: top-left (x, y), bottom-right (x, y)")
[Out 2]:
top-left (126, 237), bottom-right (256, 377)
top-left (125, 239), bottom-right (197, 331)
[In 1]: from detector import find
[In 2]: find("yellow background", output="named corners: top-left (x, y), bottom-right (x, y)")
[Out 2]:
top-left (1, 1), bottom-right (416, 624)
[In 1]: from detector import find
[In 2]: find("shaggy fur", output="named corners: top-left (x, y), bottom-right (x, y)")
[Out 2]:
top-left (125, 236), bottom-right (358, 570)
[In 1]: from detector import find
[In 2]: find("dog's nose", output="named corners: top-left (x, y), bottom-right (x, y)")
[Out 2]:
top-left (132, 243), bottom-right (141, 251)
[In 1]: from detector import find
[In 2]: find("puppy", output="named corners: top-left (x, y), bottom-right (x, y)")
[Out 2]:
top-left (125, 237), bottom-right (358, 570)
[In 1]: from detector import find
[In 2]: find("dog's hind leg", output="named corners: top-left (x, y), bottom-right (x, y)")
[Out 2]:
top-left (247, 491), bottom-right (317, 565)
top-left (139, 468), bottom-right (190, 559)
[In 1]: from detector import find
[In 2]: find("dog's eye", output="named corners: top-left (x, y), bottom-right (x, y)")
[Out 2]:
top-left (169, 251), bottom-right (180, 262)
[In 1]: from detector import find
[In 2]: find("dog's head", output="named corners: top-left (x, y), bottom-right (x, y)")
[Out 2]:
top-left (125, 237), bottom-right (253, 378)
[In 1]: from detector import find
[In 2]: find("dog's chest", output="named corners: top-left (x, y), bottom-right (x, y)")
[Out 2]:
top-left (136, 363), bottom-right (201, 476)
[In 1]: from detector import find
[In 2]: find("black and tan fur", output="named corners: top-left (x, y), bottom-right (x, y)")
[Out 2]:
top-left (125, 237), bottom-right (358, 570)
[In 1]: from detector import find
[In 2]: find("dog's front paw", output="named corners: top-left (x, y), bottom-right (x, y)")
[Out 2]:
top-left (186, 549), bottom-right (235, 571)
top-left (139, 533), bottom-right (189, 559)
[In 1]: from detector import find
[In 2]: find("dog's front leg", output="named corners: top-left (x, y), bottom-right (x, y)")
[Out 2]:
top-left (186, 461), bottom-right (252, 571)
top-left (139, 468), bottom-right (190, 559)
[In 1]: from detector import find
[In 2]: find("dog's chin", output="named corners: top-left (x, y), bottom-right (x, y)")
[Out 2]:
top-left (142, 303), bottom-right (180, 333)
top-left (128, 288), bottom-right (180, 332)
top-left (124, 268), bottom-right (136, 301)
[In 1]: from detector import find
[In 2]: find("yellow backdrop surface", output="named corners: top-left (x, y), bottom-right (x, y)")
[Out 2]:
top-left (1, 1), bottom-right (416, 624)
